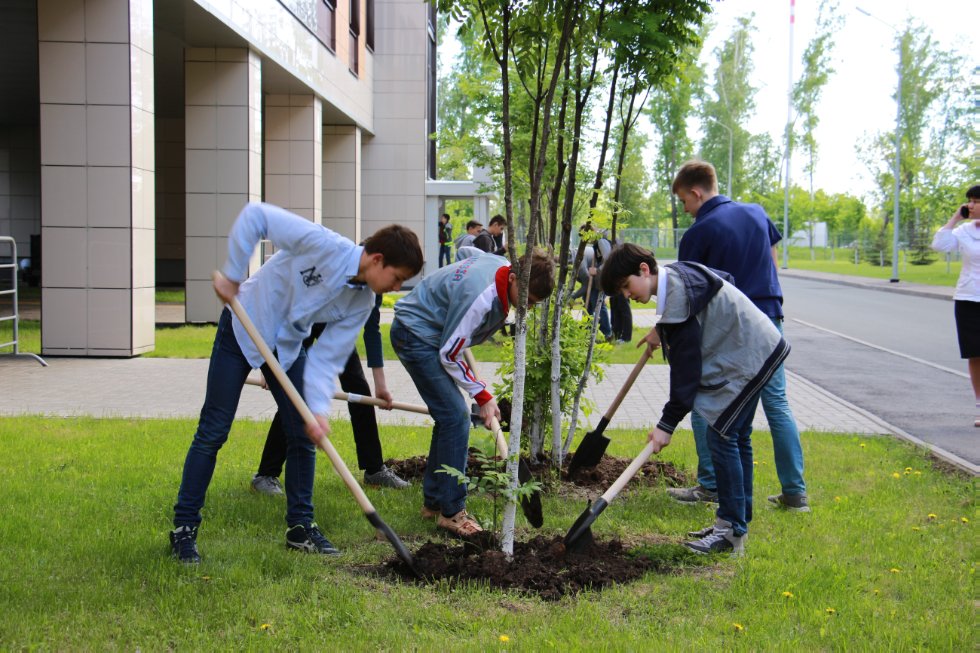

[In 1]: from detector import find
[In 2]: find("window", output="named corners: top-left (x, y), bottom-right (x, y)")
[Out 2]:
top-left (349, 0), bottom-right (360, 74)
top-left (366, 0), bottom-right (375, 52)
top-left (316, 0), bottom-right (336, 51)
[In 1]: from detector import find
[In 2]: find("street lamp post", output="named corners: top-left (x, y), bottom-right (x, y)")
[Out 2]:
top-left (857, 6), bottom-right (902, 282)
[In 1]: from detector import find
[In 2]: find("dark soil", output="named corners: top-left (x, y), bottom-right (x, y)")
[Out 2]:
top-left (384, 534), bottom-right (670, 600)
top-left (389, 449), bottom-right (690, 491)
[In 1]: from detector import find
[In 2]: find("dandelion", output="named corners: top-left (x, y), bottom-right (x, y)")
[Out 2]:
top-left (904, 467), bottom-right (912, 473)
top-left (499, 635), bottom-right (510, 643)
top-left (782, 591), bottom-right (794, 598)
top-left (859, 443), bottom-right (866, 448)
top-left (891, 472), bottom-right (901, 479)
top-left (911, 526), bottom-right (920, 531)
top-left (826, 608), bottom-right (836, 615)
top-left (913, 470), bottom-right (922, 476)
top-left (733, 623), bottom-right (744, 632)
top-left (889, 568), bottom-right (901, 574)
top-left (260, 624), bottom-right (271, 631)
top-left (753, 461), bottom-right (758, 466)
top-left (873, 589), bottom-right (880, 595)
top-left (834, 496), bottom-right (841, 502)
top-left (961, 517), bottom-right (969, 523)
top-left (927, 513), bottom-right (937, 520)
top-left (201, 575), bottom-right (211, 581)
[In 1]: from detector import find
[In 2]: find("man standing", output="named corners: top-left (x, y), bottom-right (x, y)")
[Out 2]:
top-left (669, 159), bottom-right (810, 512)
top-left (438, 213), bottom-right (453, 268)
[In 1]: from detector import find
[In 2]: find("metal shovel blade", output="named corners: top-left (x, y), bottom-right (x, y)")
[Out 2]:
top-left (563, 497), bottom-right (609, 554)
top-left (366, 511), bottom-right (421, 578)
top-left (567, 417), bottom-right (611, 477)
top-left (517, 460), bottom-right (544, 528)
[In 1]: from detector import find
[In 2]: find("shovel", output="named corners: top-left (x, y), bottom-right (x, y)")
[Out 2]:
top-left (567, 347), bottom-right (652, 476)
top-left (563, 440), bottom-right (656, 553)
top-left (245, 375), bottom-right (484, 427)
top-left (219, 272), bottom-right (419, 576)
top-left (464, 350), bottom-right (544, 528)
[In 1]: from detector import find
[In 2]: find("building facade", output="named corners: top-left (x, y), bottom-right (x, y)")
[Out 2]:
top-left (0, 0), bottom-right (436, 356)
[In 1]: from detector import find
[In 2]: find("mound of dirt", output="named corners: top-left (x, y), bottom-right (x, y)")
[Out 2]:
top-left (389, 450), bottom-right (690, 491)
top-left (384, 534), bottom-right (658, 600)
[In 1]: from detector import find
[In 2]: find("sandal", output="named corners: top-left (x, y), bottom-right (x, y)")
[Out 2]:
top-left (437, 510), bottom-right (483, 537)
top-left (420, 505), bottom-right (440, 520)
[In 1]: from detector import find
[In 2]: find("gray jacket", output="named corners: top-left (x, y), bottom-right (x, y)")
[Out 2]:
top-left (656, 262), bottom-right (789, 436)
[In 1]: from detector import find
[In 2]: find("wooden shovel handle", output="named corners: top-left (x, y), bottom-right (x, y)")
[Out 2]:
top-left (246, 375), bottom-right (432, 416)
top-left (601, 440), bottom-right (656, 504)
top-left (463, 349), bottom-right (509, 455)
top-left (217, 271), bottom-right (376, 516)
top-left (603, 347), bottom-right (652, 419)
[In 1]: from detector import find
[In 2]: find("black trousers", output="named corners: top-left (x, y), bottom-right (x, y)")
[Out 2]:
top-left (256, 349), bottom-right (385, 476)
top-left (609, 293), bottom-right (633, 342)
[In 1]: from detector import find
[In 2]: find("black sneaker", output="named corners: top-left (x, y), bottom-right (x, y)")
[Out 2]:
top-left (286, 523), bottom-right (341, 556)
top-left (170, 525), bottom-right (201, 564)
top-left (684, 519), bottom-right (745, 556)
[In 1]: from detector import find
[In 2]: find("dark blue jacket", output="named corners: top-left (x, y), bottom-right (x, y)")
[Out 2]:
top-left (678, 195), bottom-right (784, 319)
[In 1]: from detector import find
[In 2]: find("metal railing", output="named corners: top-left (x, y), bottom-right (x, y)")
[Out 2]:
top-left (0, 236), bottom-right (47, 366)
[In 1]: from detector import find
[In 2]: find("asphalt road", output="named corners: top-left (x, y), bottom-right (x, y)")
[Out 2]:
top-left (779, 275), bottom-right (976, 467)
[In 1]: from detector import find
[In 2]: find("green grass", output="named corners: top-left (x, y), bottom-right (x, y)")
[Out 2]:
top-left (0, 417), bottom-right (971, 649)
top-left (782, 246), bottom-right (961, 286)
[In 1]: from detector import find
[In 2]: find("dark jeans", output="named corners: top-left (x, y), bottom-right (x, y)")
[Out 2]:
top-left (609, 293), bottom-right (633, 342)
top-left (704, 391), bottom-right (762, 537)
top-left (174, 308), bottom-right (316, 529)
top-left (390, 318), bottom-right (470, 517)
top-left (439, 244), bottom-right (451, 268)
top-left (587, 287), bottom-right (612, 339)
top-left (257, 349), bottom-right (385, 476)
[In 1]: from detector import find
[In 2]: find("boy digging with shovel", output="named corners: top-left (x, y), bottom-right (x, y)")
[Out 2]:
top-left (599, 243), bottom-right (789, 555)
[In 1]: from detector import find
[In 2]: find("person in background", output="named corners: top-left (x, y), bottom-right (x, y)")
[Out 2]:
top-left (473, 214), bottom-right (508, 256)
top-left (454, 220), bottom-right (482, 254)
top-left (608, 235), bottom-right (633, 343)
top-left (931, 185), bottom-right (980, 427)
top-left (438, 213), bottom-right (453, 268)
top-left (570, 226), bottom-right (612, 341)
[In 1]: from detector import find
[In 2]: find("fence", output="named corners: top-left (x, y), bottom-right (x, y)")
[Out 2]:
top-left (0, 236), bottom-right (46, 366)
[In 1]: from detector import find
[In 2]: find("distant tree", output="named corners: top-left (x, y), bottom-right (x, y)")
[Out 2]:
top-left (699, 15), bottom-right (756, 199)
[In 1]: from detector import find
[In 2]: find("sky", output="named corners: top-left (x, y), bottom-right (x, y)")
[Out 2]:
top-left (692, 0), bottom-right (977, 200)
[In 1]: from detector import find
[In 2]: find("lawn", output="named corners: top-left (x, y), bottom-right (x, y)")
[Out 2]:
top-left (781, 246), bottom-right (961, 286)
top-left (0, 417), bottom-right (971, 649)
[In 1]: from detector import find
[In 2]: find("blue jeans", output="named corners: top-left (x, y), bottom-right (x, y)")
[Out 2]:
top-left (390, 319), bottom-right (470, 517)
top-left (173, 308), bottom-right (317, 528)
top-left (691, 318), bottom-right (807, 496)
top-left (705, 392), bottom-right (760, 536)
top-left (439, 244), bottom-right (451, 268)
top-left (587, 287), bottom-right (612, 339)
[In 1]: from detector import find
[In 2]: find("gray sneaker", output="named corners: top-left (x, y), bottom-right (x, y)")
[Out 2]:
top-left (667, 484), bottom-right (718, 504)
top-left (364, 465), bottom-right (410, 489)
top-left (684, 518), bottom-right (745, 556)
top-left (251, 474), bottom-right (284, 496)
top-left (767, 493), bottom-right (811, 512)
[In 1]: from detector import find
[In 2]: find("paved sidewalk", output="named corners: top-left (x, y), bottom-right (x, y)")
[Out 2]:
top-left (0, 353), bottom-right (886, 436)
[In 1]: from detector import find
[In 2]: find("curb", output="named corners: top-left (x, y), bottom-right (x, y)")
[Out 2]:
top-left (778, 268), bottom-right (953, 302)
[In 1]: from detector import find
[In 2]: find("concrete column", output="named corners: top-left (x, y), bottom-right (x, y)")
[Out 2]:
top-left (264, 94), bottom-right (322, 223)
top-left (38, 0), bottom-right (155, 356)
top-left (322, 125), bottom-right (361, 242)
top-left (184, 47), bottom-right (262, 322)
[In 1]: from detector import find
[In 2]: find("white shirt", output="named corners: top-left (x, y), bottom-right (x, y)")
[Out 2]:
top-left (656, 265), bottom-right (669, 314)
top-left (931, 221), bottom-right (980, 302)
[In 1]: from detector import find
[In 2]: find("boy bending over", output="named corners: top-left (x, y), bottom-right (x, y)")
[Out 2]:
top-left (600, 243), bottom-right (789, 555)
top-left (170, 202), bottom-right (422, 563)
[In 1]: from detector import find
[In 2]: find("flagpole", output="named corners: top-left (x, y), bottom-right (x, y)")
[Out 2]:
top-left (782, 0), bottom-right (795, 270)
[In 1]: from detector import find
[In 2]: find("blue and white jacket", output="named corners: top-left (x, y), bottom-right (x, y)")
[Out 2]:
top-left (222, 202), bottom-right (375, 416)
top-left (393, 253), bottom-right (512, 406)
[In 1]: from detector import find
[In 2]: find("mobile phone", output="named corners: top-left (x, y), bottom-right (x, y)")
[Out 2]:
top-left (960, 206), bottom-right (970, 218)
